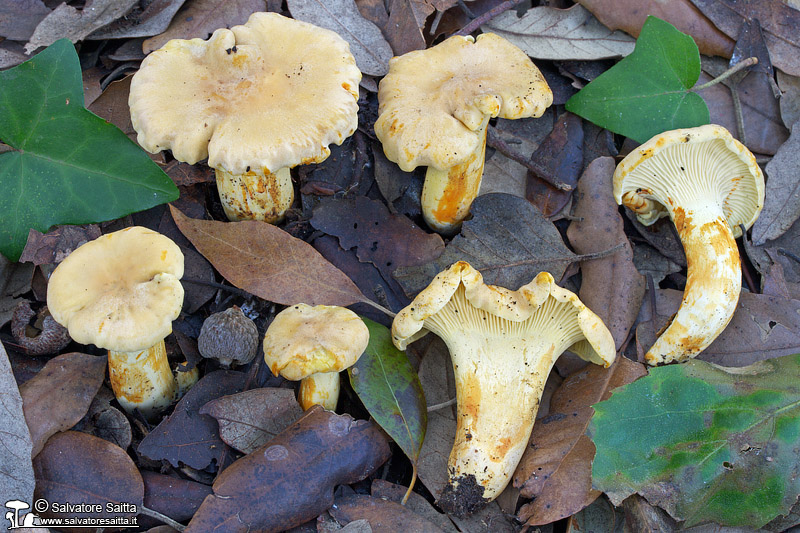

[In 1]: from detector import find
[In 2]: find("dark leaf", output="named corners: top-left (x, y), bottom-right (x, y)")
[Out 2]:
top-left (329, 493), bottom-right (446, 532)
top-left (19, 352), bottom-right (106, 457)
top-left (138, 370), bottom-right (247, 469)
top-left (87, 0), bottom-right (189, 39)
top-left (186, 406), bottom-right (391, 533)
top-left (142, 471), bottom-right (212, 525)
top-left (18, 225), bottom-right (101, 266)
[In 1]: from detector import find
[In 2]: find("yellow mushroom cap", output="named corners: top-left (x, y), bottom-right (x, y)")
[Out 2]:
top-left (46, 227), bottom-right (184, 353)
top-left (263, 304), bottom-right (370, 381)
top-left (374, 33), bottom-right (552, 172)
top-left (392, 261), bottom-right (614, 367)
top-left (612, 124), bottom-right (765, 238)
top-left (129, 12), bottom-right (362, 175)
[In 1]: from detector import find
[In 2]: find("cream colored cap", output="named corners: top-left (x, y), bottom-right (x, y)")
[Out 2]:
top-left (129, 12), bottom-right (361, 175)
top-left (47, 227), bottom-right (184, 353)
top-left (263, 304), bottom-right (370, 381)
top-left (374, 33), bottom-right (552, 172)
top-left (612, 124), bottom-right (765, 237)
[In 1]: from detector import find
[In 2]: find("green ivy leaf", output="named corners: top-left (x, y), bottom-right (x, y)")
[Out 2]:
top-left (349, 317), bottom-right (427, 466)
top-left (565, 16), bottom-right (709, 143)
top-left (589, 354), bottom-right (800, 529)
top-left (0, 39), bottom-right (178, 261)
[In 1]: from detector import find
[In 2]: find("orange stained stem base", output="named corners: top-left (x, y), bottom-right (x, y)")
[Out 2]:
top-left (108, 339), bottom-right (177, 418)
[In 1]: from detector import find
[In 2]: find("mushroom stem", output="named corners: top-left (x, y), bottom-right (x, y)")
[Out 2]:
top-left (639, 199), bottom-right (741, 365)
top-left (435, 332), bottom-right (558, 515)
top-left (421, 121), bottom-right (488, 234)
top-left (215, 166), bottom-right (294, 223)
top-left (108, 339), bottom-right (177, 418)
top-left (299, 371), bottom-right (340, 411)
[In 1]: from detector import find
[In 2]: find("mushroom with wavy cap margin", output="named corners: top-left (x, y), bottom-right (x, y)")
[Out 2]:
top-left (129, 12), bottom-right (361, 223)
top-left (374, 33), bottom-right (552, 234)
top-left (392, 261), bottom-right (615, 516)
top-left (613, 124), bottom-right (764, 365)
top-left (46, 227), bottom-right (184, 418)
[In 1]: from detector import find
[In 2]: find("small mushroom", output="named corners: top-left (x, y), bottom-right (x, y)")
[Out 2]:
top-left (129, 12), bottom-right (362, 223)
top-left (198, 306), bottom-right (258, 367)
top-left (46, 227), bottom-right (184, 418)
top-left (374, 33), bottom-right (552, 233)
top-left (262, 304), bottom-right (369, 411)
top-left (392, 261), bottom-right (615, 516)
top-left (613, 124), bottom-right (764, 365)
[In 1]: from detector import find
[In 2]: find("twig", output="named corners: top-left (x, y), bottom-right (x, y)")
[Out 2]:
top-left (574, 242), bottom-right (626, 262)
top-left (360, 297), bottom-right (396, 318)
top-left (429, 9), bottom-right (445, 35)
top-left (402, 463), bottom-right (418, 506)
top-left (692, 57), bottom-right (758, 91)
top-left (138, 505), bottom-right (186, 531)
top-left (738, 224), bottom-right (758, 294)
top-left (778, 248), bottom-right (800, 265)
top-left (455, 0), bottom-right (527, 36)
top-left (182, 278), bottom-right (253, 299)
top-left (486, 126), bottom-right (573, 191)
top-left (427, 398), bottom-right (457, 412)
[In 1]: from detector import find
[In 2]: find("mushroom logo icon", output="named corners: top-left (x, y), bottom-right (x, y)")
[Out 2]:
top-left (4, 500), bottom-right (41, 529)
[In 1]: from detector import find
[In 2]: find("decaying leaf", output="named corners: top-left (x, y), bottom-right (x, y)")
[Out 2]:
top-left (138, 370), bottom-right (247, 470)
top-left (199, 388), bottom-right (303, 455)
top-left (142, 471), bottom-right (212, 526)
top-left (143, 0), bottom-right (266, 53)
top-left (329, 493), bottom-right (446, 532)
top-left (484, 5), bottom-right (635, 61)
top-left (18, 225), bottom-right (101, 265)
top-left (0, 255), bottom-right (34, 328)
top-left (514, 357), bottom-right (646, 526)
top-left (186, 406), bottom-right (391, 533)
top-left (370, 479), bottom-right (458, 533)
top-left (0, 341), bottom-right (35, 509)
top-left (311, 195), bottom-right (444, 281)
top-left (25, 0), bottom-right (137, 53)
top-left (591, 353), bottom-right (800, 528)
top-left (87, 0), bottom-right (188, 40)
top-left (171, 206), bottom-right (376, 309)
top-left (19, 352), bottom-right (106, 457)
top-left (287, 0), bottom-right (393, 76)
top-left (778, 70), bottom-right (800, 129)
top-left (567, 157), bottom-right (645, 349)
top-left (0, 0), bottom-right (51, 41)
top-left (393, 193), bottom-right (578, 296)
top-left (577, 0), bottom-right (734, 57)
top-left (72, 386), bottom-right (132, 450)
top-left (33, 431), bottom-right (143, 521)
top-left (752, 122), bottom-right (800, 244)
top-left (636, 289), bottom-right (800, 367)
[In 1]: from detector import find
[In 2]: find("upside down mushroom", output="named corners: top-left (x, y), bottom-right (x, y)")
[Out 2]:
top-left (374, 33), bottom-right (552, 234)
top-left (392, 262), bottom-right (615, 516)
top-left (46, 227), bottom-right (185, 418)
top-left (613, 124), bottom-right (764, 365)
top-left (129, 12), bottom-right (361, 223)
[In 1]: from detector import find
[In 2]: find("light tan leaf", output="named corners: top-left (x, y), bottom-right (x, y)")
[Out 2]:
top-left (0, 341), bottom-right (35, 508)
top-left (170, 206), bottom-right (375, 308)
top-left (288, 0), bottom-right (393, 76)
top-left (778, 70), bottom-right (800, 129)
top-left (752, 122), bottom-right (800, 244)
top-left (25, 0), bottom-right (137, 53)
top-left (484, 5), bottom-right (635, 61)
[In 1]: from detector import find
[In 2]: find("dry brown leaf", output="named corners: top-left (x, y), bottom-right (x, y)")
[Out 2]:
top-left (87, 75), bottom-right (135, 140)
top-left (370, 479), bottom-right (458, 533)
top-left (0, 0), bottom-right (50, 41)
top-left (752, 122), bottom-right (800, 244)
top-left (143, 0), bottom-right (266, 53)
top-left (171, 205), bottom-right (375, 308)
top-left (287, 0), bottom-right (393, 76)
top-left (200, 388), bottom-right (303, 454)
top-left (19, 225), bottom-right (102, 266)
top-left (25, 0), bottom-right (138, 53)
top-left (514, 357), bottom-right (646, 526)
top-left (567, 157), bottom-right (646, 350)
top-left (87, 0), bottom-right (188, 40)
top-left (484, 4), bottom-right (635, 60)
top-left (778, 70), bottom-right (800, 129)
top-left (329, 494), bottom-right (447, 532)
top-left (577, 0), bottom-right (734, 57)
top-left (0, 340), bottom-right (35, 508)
top-left (186, 406), bottom-right (391, 532)
top-left (19, 352), bottom-right (107, 457)
top-left (384, 0), bottom-right (426, 56)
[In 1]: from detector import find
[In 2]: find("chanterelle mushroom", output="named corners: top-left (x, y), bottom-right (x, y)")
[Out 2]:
top-left (392, 261), bottom-right (615, 516)
top-left (263, 304), bottom-right (369, 411)
top-left (47, 227), bottom-right (184, 417)
top-left (129, 12), bottom-right (361, 223)
top-left (374, 33), bottom-right (552, 234)
top-left (613, 124), bottom-right (764, 365)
